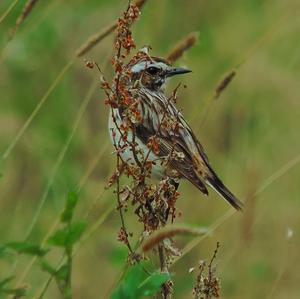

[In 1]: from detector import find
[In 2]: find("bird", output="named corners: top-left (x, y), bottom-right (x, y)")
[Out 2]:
top-left (108, 48), bottom-right (243, 211)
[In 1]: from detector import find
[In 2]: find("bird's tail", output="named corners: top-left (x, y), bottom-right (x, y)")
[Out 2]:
top-left (205, 169), bottom-right (243, 211)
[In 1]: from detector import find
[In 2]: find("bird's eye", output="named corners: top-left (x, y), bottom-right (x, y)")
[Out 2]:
top-left (147, 66), bottom-right (160, 75)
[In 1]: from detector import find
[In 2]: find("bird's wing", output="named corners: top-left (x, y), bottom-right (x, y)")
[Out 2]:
top-left (135, 89), bottom-right (243, 210)
top-left (135, 90), bottom-right (209, 195)
top-left (174, 108), bottom-right (243, 210)
top-left (135, 122), bottom-right (208, 195)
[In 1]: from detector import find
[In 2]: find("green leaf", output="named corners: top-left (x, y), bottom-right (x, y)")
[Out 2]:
top-left (63, 286), bottom-right (72, 299)
top-left (48, 221), bottom-right (87, 248)
top-left (110, 264), bottom-right (169, 299)
top-left (40, 259), bottom-right (57, 275)
top-left (138, 272), bottom-right (171, 296)
top-left (40, 261), bottom-right (70, 283)
top-left (56, 264), bottom-right (70, 281)
top-left (110, 264), bottom-right (146, 299)
top-left (65, 222), bottom-right (86, 246)
top-left (47, 229), bottom-right (67, 247)
top-left (60, 191), bottom-right (79, 223)
top-left (122, 265), bottom-right (147, 297)
top-left (5, 242), bottom-right (48, 257)
top-left (110, 286), bottom-right (127, 299)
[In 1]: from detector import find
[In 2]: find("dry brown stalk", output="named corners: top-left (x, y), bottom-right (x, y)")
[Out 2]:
top-left (134, 0), bottom-right (148, 9)
top-left (76, 23), bottom-right (117, 57)
top-left (142, 225), bottom-right (208, 252)
top-left (9, 0), bottom-right (39, 40)
top-left (214, 70), bottom-right (236, 99)
top-left (193, 242), bottom-right (221, 299)
top-left (99, 5), bottom-right (185, 298)
top-left (241, 168), bottom-right (260, 245)
top-left (166, 32), bottom-right (199, 64)
top-left (100, 1), bottom-right (142, 256)
top-left (94, 28), bottom-right (205, 293)
top-left (98, 4), bottom-right (215, 299)
top-left (158, 243), bottom-right (172, 299)
top-left (76, 0), bottom-right (148, 57)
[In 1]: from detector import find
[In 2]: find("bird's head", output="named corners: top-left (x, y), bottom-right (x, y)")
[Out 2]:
top-left (126, 47), bottom-right (191, 91)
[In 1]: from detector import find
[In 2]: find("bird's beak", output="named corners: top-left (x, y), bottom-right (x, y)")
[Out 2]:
top-left (166, 66), bottom-right (192, 77)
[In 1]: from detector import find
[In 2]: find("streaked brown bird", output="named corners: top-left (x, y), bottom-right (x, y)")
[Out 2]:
top-left (108, 48), bottom-right (243, 210)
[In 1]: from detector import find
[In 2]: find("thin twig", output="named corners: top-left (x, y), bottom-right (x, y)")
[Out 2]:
top-left (9, 0), bottom-right (40, 40)
top-left (0, 0), bottom-right (61, 64)
top-left (116, 155), bottom-right (133, 252)
top-left (76, 23), bottom-right (117, 57)
top-left (1, 59), bottom-right (74, 162)
top-left (77, 143), bottom-right (110, 190)
top-left (12, 50), bottom-right (114, 289)
top-left (0, 0), bottom-right (19, 25)
top-left (36, 255), bottom-right (65, 299)
top-left (76, 0), bottom-right (148, 57)
top-left (34, 202), bottom-right (114, 299)
top-left (24, 77), bottom-right (99, 240)
top-left (106, 30), bottom-right (202, 298)
top-left (158, 243), bottom-right (168, 299)
top-left (11, 77), bottom-right (99, 293)
top-left (12, 218), bottom-right (60, 294)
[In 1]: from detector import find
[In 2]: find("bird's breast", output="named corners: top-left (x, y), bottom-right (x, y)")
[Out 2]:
top-left (108, 109), bottom-right (164, 178)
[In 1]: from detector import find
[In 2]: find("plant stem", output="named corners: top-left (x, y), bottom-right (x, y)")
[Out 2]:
top-left (65, 246), bottom-right (72, 299)
top-left (116, 155), bottom-right (133, 253)
top-left (158, 243), bottom-right (169, 299)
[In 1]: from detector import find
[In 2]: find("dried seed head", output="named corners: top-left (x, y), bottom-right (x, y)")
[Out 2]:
top-left (166, 32), bottom-right (199, 64)
top-left (85, 60), bottom-right (94, 69)
top-left (214, 70), bottom-right (236, 100)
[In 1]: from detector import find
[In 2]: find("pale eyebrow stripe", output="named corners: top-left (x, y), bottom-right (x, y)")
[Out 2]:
top-left (131, 61), bottom-right (168, 73)
top-left (131, 61), bottom-right (148, 72)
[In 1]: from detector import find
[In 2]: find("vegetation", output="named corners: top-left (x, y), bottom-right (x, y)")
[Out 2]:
top-left (0, 0), bottom-right (299, 298)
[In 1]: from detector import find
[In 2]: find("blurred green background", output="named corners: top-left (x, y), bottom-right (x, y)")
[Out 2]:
top-left (0, 0), bottom-right (300, 298)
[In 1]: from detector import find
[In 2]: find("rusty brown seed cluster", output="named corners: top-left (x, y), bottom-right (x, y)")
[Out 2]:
top-left (97, 3), bottom-right (207, 298)
top-left (192, 242), bottom-right (221, 299)
top-left (100, 3), bottom-right (183, 271)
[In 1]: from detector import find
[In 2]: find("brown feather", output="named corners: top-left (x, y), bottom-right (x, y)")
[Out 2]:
top-left (124, 60), bottom-right (242, 210)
